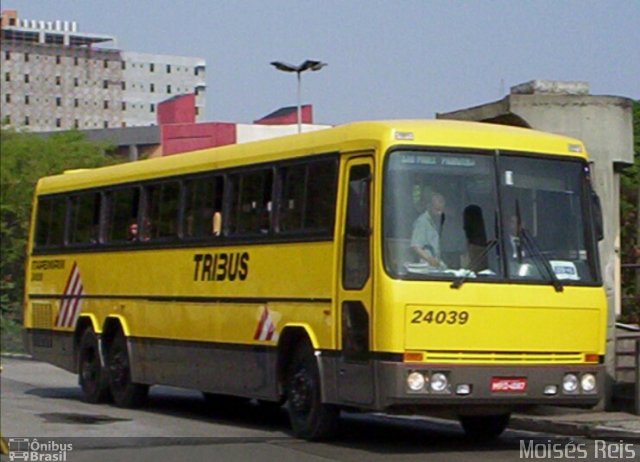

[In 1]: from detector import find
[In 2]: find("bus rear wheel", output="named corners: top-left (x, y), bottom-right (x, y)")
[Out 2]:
top-left (107, 331), bottom-right (148, 408)
top-left (286, 342), bottom-right (339, 440)
top-left (459, 414), bottom-right (510, 440)
top-left (78, 328), bottom-right (111, 403)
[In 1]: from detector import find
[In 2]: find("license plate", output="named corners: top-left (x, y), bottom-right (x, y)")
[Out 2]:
top-left (491, 377), bottom-right (527, 393)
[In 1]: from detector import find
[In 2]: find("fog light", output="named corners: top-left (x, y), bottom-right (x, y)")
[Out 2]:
top-left (430, 373), bottom-right (448, 392)
top-left (544, 385), bottom-right (558, 396)
top-left (581, 373), bottom-right (596, 392)
top-left (407, 372), bottom-right (426, 391)
top-left (456, 384), bottom-right (471, 395)
top-left (562, 374), bottom-right (579, 393)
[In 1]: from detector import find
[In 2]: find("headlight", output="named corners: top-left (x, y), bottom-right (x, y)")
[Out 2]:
top-left (581, 373), bottom-right (596, 392)
top-left (562, 374), bottom-right (579, 393)
top-left (430, 372), bottom-right (448, 392)
top-left (407, 372), bottom-right (426, 391)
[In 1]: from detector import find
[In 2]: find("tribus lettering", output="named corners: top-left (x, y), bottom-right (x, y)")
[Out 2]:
top-left (193, 252), bottom-right (249, 282)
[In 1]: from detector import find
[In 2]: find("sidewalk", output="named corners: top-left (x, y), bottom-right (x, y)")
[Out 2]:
top-left (510, 405), bottom-right (640, 441)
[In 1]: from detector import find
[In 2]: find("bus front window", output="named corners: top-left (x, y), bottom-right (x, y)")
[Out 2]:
top-left (499, 156), bottom-right (598, 285)
top-left (383, 151), bottom-right (502, 280)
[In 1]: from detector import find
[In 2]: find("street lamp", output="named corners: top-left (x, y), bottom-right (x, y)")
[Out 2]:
top-left (270, 60), bottom-right (327, 133)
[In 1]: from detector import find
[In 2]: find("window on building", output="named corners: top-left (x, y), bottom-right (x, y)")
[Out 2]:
top-left (56, 118), bottom-right (61, 128)
top-left (167, 85), bottom-right (172, 94)
top-left (150, 83), bottom-right (155, 93)
top-left (4, 51), bottom-right (10, 60)
top-left (104, 121), bottom-right (108, 128)
top-left (74, 98), bottom-right (79, 108)
top-left (25, 53), bottom-right (29, 62)
top-left (74, 56), bottom-right (79, 66)
top-left (195, 107), bottom-right (200, 116)
top-left (74, 119), bottom-right (79, 128)
top-left (103, 100), bottom-right (109, 109)
top-left (150, 63), bottom-right (155, 72)
top-left (55, 75), bottom-right (61, 85)
top-left (4, 72), bottom-right (9, 82)
top-left (25, 95), bottom-right (30, 105)
top-left (121, 81), bottom-right (126, 90)
top-left (166, 64), bottom-right (171, 73)
top-left (24, 74), bottom-right (29, 83)
top-left (121, 102), bottom-right (126, 111)
top-left (121, 61), bottom-right (126, 70)
top-left (25, 116), bottom-right (30, 126)
top-left (103, 80), bottom-right (108, 89)
top-left (103, 60), bottom-right (109, 69)
top-left (5, 94), bottom-right (10, 103)
top-left (56, 55), bottom-right (61, 64)
top-left (74, 77), bottom-right (79, 87)
top-left (56, 97), bottom-right (62, 107)
top-left (150, 104), bottom-right (155, 113)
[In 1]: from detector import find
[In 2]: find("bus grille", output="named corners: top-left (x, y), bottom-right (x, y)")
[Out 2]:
top-left (32, 303), bottom-right (53, 329)
top-left (422, 351), bottom-right (585, 364)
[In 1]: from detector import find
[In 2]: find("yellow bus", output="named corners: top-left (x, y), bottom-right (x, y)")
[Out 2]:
top-left (24, 120), bottom-right (606, 440)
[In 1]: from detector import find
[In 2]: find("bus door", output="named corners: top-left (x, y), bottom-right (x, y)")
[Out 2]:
top-left (336, 156), bottom-right (374, 405)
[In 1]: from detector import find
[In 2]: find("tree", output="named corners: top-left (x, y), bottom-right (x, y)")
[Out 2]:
top-left (0, 127), bottom-right (119, 351)
top-left (620, 100), bottom-right (640, 323)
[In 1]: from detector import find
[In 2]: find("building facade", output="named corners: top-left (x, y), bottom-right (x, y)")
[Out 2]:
top-left (0, 9), bottom-right (206, 131)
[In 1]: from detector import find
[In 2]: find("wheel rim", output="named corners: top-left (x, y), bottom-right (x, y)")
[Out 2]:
top-left (290, 366), bottom-right (313, 413)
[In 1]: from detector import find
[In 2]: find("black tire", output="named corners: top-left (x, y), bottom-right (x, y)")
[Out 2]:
top-left (286, 341), bottom-right (339, 440)
top-left (107, 330), bottom-right (148, 408)
top-left (459, 414), bottom-right (510, 440)
top-left (78, 328), bottom-right (111, 403)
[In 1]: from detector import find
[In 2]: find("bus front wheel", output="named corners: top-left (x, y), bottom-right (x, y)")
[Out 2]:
top-left (459, 413), bottom-right (510, 440)
top-left (107, 331), bottom-right (148, 408)
top-left (285, 342), bottom-right (339, 440)
top-left (78, 328), bottom-right (111, 403)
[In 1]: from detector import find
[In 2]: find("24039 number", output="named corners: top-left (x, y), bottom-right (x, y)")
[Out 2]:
top-left (410, 310), bottom-right (469, 325)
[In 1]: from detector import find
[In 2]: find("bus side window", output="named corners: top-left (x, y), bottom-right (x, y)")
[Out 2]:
top-left (229, 169), bottom-right (273, 235)
top-left (183, 175), bottom-right (223, 238)
top-left (105, 187), bottom-right (139, 242)
top-left (34, 196), bottom-right (67, 248)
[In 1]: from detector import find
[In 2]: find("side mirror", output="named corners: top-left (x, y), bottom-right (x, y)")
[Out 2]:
top-left (591, 191), bottom-right (604, 241)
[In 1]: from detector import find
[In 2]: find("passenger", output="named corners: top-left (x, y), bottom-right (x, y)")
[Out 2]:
top-left (463, 205), bottom-right (488, 271)
top-left (128, 222), bottom-right (138, 241)
top-left (411, 189), bottom-right (447, 268)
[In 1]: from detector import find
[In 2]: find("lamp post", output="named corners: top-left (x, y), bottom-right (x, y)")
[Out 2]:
top-left (270, 60), bottom-right (327, 133)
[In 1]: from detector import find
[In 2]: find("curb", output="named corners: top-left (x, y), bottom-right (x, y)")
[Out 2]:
top-left (510, 416), bottom-right (640, 442)
top-left (0, 352), bottom-right (32, 360)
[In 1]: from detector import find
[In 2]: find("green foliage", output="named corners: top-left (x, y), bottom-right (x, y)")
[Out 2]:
top-left (0, 127), bottom-right (119, 351)
top-left (620, 100), bottom-right (640, 322)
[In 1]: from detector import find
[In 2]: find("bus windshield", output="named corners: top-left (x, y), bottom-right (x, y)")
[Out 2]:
top-left (383, 150), bottom-right (598, 285)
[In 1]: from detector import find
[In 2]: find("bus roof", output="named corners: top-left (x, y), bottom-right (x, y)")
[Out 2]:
top-left (36, 120), bottom-right (588, 195)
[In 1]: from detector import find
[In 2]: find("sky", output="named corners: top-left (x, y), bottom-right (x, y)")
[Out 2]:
top-left (5, 0), bottom-right (640, 125)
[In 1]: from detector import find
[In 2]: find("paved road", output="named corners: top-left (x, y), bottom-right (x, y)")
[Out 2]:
top-left (2, 357), bottom-right (638, 462)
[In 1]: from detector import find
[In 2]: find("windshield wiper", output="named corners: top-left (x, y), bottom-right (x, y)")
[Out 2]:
top-left (451, 239), bottom-right (498, 289)
top-left (516, 218), bottom-right (564, 293)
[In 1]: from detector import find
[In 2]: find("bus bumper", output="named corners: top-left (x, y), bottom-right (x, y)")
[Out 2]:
top-left (374, 361), bottom-right (604, 411)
